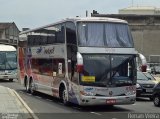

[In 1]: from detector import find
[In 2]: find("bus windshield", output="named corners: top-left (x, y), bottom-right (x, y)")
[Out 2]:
top-left (80, 54), bottom-right (136, 87)
top-left (77, 22), bottom-right (133, 47)
top-left (0, 51), bottom-right (17, 70)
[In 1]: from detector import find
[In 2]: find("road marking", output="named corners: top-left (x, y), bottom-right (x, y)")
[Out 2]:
top-left (90, 112), bottom-right (102, 116)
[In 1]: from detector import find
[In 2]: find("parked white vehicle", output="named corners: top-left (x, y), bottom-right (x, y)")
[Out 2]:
top-left (0, 44), bottom-right (17, 81)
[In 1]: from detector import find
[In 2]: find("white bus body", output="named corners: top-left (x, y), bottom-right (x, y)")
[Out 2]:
top-left (0, 44), bottom-right (17, 81)
top-left (19, 17), bottom-right (137, 106)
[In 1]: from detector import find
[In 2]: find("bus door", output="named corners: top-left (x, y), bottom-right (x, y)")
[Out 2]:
top-left (66, 22), bottom-right (79, 103)
top-left (66, 22), bottom-right (78, 83)
top-left (66, 22), bottom-right (78, 98)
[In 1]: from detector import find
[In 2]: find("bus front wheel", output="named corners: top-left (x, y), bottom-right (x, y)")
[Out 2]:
top-left (60, 86), bottom-right (68, 105)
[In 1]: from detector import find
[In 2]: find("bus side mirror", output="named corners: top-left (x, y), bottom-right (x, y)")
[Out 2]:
top-left (77, 52), bottom-right (83, 73)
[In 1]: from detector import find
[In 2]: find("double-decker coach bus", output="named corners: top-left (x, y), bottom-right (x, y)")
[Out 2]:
top-left (19, 17), bottom-right (137, 106)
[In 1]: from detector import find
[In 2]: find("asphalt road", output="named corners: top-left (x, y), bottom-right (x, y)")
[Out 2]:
top-left (0, 79), bottom-right (159, 119)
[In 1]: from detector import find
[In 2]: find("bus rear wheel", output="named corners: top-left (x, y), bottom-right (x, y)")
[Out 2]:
top-left (30, 79), bottom-right (36, 95)
top-left (26, 79), bottom-right (31, 93)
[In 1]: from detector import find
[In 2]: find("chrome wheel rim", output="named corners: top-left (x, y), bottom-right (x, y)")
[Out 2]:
top-left (62, 89), bottom-right (67, 103)
top-left (26, 80), bottom-right (30, 91)
top-left (30, 80), bottom-right (34, 93)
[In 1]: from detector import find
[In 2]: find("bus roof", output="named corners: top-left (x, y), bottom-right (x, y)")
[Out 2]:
top-left (0, 44), bottom-right (16, 51)
top-left (20, 17), bottom-right (128, 35)
top-left (68, 17), bottom-right (127, 23)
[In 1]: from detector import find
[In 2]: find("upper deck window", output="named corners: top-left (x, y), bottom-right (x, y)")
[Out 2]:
top-left (27, 24), bottom-right (65, 46)
top-left (77, 22), bottom-right (133, 47)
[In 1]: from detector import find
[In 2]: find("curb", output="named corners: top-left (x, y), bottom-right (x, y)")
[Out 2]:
top-left (11, 89), bottom-right (39, 119)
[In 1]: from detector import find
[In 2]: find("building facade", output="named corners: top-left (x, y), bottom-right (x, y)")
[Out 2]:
top-left (0, 22), bottom-right (19, 47)
top-left (119, 6), bottom-right (160, 15)
top-left (92, 7), bottom-right (160, 64)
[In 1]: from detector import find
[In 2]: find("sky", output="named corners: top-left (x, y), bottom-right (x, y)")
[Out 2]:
top-left (1, 0), bottom-right (160, 30)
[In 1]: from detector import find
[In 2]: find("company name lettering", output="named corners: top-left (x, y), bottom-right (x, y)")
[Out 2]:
top-left (44, 47), bottom-right (55, 54)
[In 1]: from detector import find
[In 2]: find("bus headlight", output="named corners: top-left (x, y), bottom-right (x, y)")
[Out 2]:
top-left (80, 91), bottom-right (95, 96)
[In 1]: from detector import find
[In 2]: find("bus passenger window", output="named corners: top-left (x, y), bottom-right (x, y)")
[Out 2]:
top-left (45, 25), bottom-right (65, 44)
top-left (66, 22), bottom-right (77, 45)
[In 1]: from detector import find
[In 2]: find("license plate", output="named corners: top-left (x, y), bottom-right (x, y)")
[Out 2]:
top-left (106, 99), bottom-right (116, 104)
top-left (146, 89), bottom-right (153, 92)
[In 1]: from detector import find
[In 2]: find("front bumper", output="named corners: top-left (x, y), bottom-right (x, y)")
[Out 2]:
top-left (78, 95), bottom-right (136, 106)
top-left (0, 74), bottom-right (17, 79)
top-left (136, 88), bottom-right (153, 97)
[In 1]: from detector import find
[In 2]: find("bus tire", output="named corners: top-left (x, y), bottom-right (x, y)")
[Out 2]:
top-left (26, 78), bottom-right (31, 93)
top-left (59, 85), bottom-right (68, 105)
top-left (30, 79), bottom-right (36, 95)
